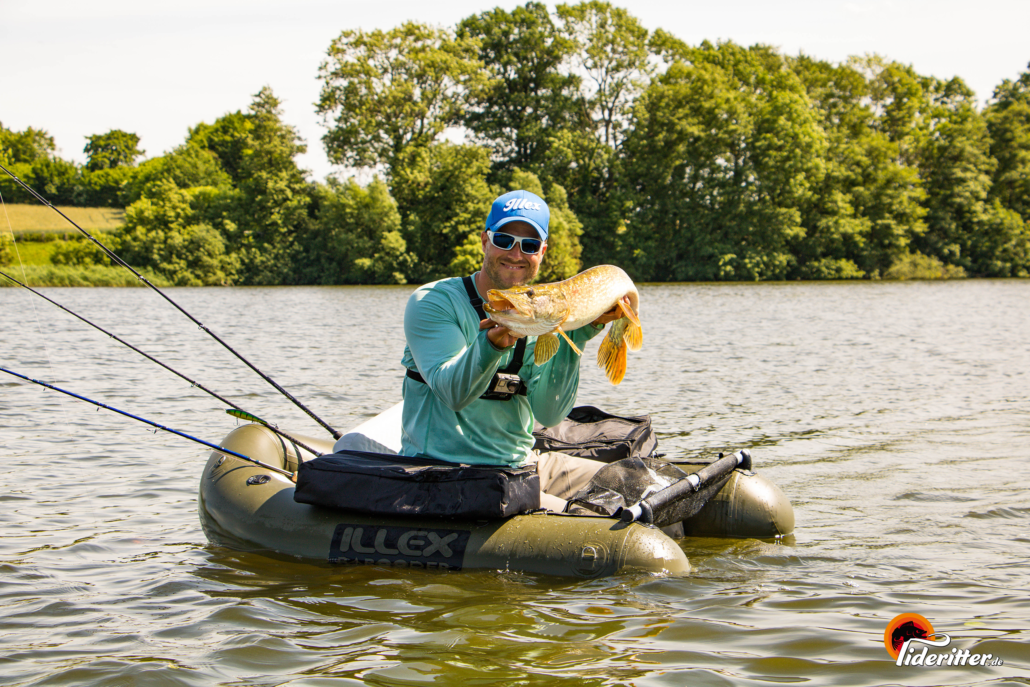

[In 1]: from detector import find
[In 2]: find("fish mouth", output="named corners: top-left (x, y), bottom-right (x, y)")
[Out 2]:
top-left (484, 290), bottom-right (533, 318)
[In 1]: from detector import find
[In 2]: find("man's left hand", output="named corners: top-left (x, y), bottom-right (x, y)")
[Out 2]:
top-left (591, 297), bottom-right (629, 327)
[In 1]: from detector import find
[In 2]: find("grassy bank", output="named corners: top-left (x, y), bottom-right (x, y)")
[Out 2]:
top-left (0, 203), bottom-right (145, 286)
top-left (0, 265), bottom-right (169, 287)
top-left (2, 204), bottom-right (124, 236)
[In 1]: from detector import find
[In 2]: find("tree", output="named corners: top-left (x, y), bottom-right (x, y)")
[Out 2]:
top-left (0, 123), bottom-right (77, 205)
top-left (986, 64), bottom-right (1030, 222)
top-left (556, 1), bottom-right (650, 151)
top-left (790, 55), bottom-right (928, 277)
top-left (187, 111), bottom-right (258, 184)
top-left (0, 124), bottom-right (55, 164)
top-left (547, 3), bottom-right (651, 268)
top-left (505, 169), bottom-right (583, 282)
top-left (121, 144), bottom-right (232, 205)
top-left (83, 129), bottom-right (143, 171)
top-left (912, 76), bottom-right (1011, 275)
top-left (458, 3), bottom-right (583, 178)
top-left (227, 87), bottom-right (314, 284)
top-left (24, 156), bottom-right (80, 205)
top-left (301, 176), bottom-right (410, 284)
top-left (317, 22), bottom-right (483, 171)
top-left (119, 179), bottom-right (239, 285)
top-left (620, 42), bottom-right (826, 281)
top-left (389, 141), bottom-right (495, 282)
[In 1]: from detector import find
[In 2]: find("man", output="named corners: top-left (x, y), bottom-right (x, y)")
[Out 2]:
top-left (400, 190), bottom-right (619, 511)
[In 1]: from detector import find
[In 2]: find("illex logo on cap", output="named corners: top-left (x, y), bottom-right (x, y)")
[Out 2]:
top-left (486, 190), bottom-right (550, 241)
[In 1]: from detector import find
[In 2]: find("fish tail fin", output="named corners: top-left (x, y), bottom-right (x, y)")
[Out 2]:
top-left (597, 319), bottom-right (629, 385)
top-left (534, 333), bottom-right (560, 365)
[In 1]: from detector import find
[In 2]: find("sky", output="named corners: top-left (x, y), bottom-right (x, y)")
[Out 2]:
top-left (2, 0), bottom-right (1028, 182)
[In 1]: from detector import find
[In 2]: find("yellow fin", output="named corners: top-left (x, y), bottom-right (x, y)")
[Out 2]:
top-left (534, 333), bottom-right (560, 364)
top-left (624, 320), bottom-right (643, 352)
top-left (596, 319), bottom-right (629, 385)
top-left (617, 297), bottom-right (641, 328)
top-left (556, 328), bottom-right (582, 356)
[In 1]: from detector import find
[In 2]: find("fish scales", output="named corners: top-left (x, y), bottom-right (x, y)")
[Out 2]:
top-left (483, 265), bottom-right (642, 385)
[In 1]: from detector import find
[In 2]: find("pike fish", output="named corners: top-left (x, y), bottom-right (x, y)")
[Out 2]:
top-left (483, 265), bottom-right (642, 385)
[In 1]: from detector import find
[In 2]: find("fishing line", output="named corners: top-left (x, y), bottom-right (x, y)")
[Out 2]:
top-left (0, 269), bottom-right (325, 457)
top-left (0, 190), bottom-right (59, 384)
top-left (0, 365), bottom-right (295, 479)
top-left (0, 163), bottom-right (342, 439)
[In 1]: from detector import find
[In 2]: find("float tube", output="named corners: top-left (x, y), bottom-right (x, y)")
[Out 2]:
top-left (199, 415), bottom-right (793, 578)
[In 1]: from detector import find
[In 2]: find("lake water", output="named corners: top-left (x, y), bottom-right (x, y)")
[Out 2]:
top-left (1, 281), bottom-right (1028, 686)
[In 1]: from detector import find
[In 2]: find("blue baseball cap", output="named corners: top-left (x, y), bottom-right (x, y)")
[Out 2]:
top-left (485, 190), bottom-right (549, 241)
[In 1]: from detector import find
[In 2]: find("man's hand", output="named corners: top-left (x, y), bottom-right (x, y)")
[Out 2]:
top-left (480, 318), bottom-right (523, 349)
top-left (591, 296), bottom-right (630, 327)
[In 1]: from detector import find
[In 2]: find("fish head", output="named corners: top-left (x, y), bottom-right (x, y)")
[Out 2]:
top-left (484, 285), bottom-right (567, 334)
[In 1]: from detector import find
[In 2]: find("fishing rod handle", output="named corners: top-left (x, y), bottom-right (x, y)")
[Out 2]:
top-left (619, 449), bottom-right (750, 524)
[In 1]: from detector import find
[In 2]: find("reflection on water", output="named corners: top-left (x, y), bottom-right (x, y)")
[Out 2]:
top-left (2, 281), bottom-right (1029, 685)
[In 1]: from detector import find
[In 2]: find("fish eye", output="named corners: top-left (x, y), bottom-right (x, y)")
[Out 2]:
top-left (525, 288), bottom-right (535, 298)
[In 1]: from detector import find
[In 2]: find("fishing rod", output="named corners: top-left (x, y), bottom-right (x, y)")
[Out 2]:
top-left (0, 162), bottom-right (342, 440)
top-left (0, 365), bottom-right (295, 479)
top-left (0, 269), bottom-right (325, 457)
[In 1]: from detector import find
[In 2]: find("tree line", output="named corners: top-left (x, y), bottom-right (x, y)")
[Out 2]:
top-left (2, 1), bottom-right (1029, 285)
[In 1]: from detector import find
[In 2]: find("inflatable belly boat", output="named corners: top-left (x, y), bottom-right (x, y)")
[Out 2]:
top-left (199, 405), bottom-right (794, 578)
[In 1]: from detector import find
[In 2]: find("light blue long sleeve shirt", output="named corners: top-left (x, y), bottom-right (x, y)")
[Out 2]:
top-left (400, 274), bottom-right (603, 466)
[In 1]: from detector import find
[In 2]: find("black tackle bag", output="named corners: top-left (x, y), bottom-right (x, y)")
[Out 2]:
top-left (532, 406), bottom-right (659, 463)
top-left (294, 450), bottom-right (540, 519)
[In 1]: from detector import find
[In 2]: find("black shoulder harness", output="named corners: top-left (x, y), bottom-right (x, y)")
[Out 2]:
top-left (405, 275), bottom-right (527, 400)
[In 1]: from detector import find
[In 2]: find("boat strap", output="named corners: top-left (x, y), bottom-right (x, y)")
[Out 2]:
top-left (405, 274), bottom-right (527, 400)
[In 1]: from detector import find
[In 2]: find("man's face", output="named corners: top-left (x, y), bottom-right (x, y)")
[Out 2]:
top-left (480, 221), bottom-right (547, 290)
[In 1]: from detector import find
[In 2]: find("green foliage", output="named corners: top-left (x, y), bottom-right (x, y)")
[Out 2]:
top-left (227, 87), bottom-right (313, 285)
top-left (505, 169), bottom-right (583, 282)
top-left (122, 144), bottom-right (231, 205)
top-left (317, 22), bottom-right (484, 170)
top-left (0, 124), bottom-right (55, 163)
top-left (390, 141), bottom-right (495, 282)
top-left (78, 166), bottom-right (137, 207)
top-left (187, 111), bottom-right (256, 184)
top-left (986, 64), bottom-right (1030, 222)
top-left (885, 252), bottom-right (966, 280)
top-left (795, 257), bottom-right (865, 280)
top-left (556, 1), bottom-right (651, 151)
top-left (119, 179), bottom-right (238, 286)
top-left (458, 2), bottom-right (583, 179)
top-left (621, 42), bottom-right (824, 281)
top-left (6, 10), bottom-right (1029, 286)
top-left (24, 156), bottom-right (81, 205)
top-left (790, 55), bottom-right (927, 277)
top-left (49, 234), bottom-right (115, 266)
top-left (83, 130), bottom-right (143, 171)
top-left (0, 231), bottom-right (12, 266)
top-left (0, 264), bottom-right (170, 287)
top-left (303, 176), bottom-right (409, 284)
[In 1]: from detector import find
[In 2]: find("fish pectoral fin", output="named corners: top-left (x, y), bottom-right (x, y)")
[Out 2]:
top-left (616, 298), bottom-right (643, 351)
top-left (596, 319), bottom-right (629, 385)
top-left (534, 333), bottom-right (561, 365)
top-left (617, 297), bottom-right (641, 328)
top-left (556, 328), bottom-right (583, 356)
